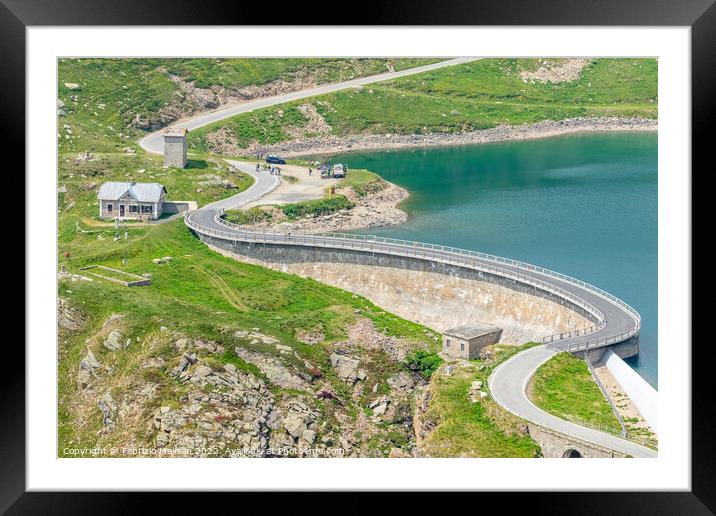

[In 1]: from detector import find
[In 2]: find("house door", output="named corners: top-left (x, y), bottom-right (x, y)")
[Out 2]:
top-left (119, 205), bottom-right (125, 217)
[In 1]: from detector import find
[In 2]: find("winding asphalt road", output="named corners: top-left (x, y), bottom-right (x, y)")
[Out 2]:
top-left (139, 58), bottom-right (656, 458)
top-left (139, 57), bottom-right (480, 155)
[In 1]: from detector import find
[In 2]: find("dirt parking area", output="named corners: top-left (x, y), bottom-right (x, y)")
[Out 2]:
top-left (243, 163), bottom-right (338, 208)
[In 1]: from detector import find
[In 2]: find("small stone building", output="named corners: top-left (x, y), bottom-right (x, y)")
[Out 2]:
top-left (163, 127), bottom-right (188, 168)
top-left (97, 181), bottom-right (167, 220)
top-left (442, 323), bottom-right (503, 359)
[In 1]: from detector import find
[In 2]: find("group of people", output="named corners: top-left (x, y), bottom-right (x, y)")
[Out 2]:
top-left (255, 162), bottom-right (282, 175)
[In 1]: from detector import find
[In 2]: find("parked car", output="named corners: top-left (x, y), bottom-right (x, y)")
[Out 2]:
top-left (266, 154), bottom-right (286, 165)
top-left (333, 163), bottom-right (346, 178)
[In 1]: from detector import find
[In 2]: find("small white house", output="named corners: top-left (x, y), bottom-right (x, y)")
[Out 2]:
top-left (97, 181), bottom-right (167, 220)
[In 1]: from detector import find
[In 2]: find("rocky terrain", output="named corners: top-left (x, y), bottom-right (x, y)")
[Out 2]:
top-left (519, 58), bottom-right (591, 84)
top-left (59, 298), bottom-right (432, 458)
top-left (203, 117), bottom-right (657, 158)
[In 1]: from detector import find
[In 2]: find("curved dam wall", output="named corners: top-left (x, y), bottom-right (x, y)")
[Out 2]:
top-left (202, 236), bottom-right (596, 344)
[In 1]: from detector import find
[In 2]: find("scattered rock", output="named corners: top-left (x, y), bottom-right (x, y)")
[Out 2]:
top-left (330, 352), bottom-right (365, 385)
top-left (369, 396), bottom-right (390, 416)
top-left (77, 349), bottom-right (101, 389)
top-left (295, 328), bottom-right (325, 345)
top-left (302, 429), bottom-right (317, 445)
top-left (234, 348), bottom-right (308, 390)
top-left (103, 331), bottom-right (123, 351)
top-left (519, 58), bottom-right (591, 84)
top-left (58, 298), bottom-right (85, 332)
top-left (98, 392), bottom-right (116, 430)
top-left (283, 414), bottom-right (308, 440)
top-left (387, 371), bottom-right (417, 393)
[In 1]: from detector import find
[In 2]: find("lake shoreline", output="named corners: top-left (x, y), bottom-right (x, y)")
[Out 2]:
top-left (249, 117), bottom-right (658, 158)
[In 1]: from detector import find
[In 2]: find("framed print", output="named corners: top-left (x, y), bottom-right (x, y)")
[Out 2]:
top-left (2, 0), bottom-right (706, 510)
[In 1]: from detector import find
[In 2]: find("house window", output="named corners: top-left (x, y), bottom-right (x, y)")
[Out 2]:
top-left (141, 205), bottom-right (152, 214)
top-left (446, 339), bottom-right (451, 348)
top-left (460, 343), bottom-right (465, 352)
top-left (106, 204), bottom-right (113, 213)
top-left (129, 205), bottom-right (138, 213)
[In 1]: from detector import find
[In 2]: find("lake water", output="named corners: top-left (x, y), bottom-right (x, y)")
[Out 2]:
top-left (332, 132), bottom-right (658, 387)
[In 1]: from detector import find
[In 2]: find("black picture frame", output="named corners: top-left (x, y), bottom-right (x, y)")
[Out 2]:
top-left (2, 0), bottom-right (705, 512)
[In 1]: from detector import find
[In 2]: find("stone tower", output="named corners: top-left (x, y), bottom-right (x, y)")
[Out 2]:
top-left (163, 127), bottom-right (188, 168)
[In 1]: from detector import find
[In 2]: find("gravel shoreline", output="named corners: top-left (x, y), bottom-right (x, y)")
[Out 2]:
top-left (233, 117), bottom-right (657, 158)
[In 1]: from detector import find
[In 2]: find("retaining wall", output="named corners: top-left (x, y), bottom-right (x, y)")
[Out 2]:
top-left (528, 424), bottom-right (626, 458)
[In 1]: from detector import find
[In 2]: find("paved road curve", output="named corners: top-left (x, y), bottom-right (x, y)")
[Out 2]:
top-left (184, 160), bottom-right (655, 458)
top-left (139, 57), bottom-right (480, 155)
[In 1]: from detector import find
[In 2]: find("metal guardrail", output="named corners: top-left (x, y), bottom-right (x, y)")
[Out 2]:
top-left (186, 210), bottom-right (640, 353)
top-left (542, 321), bottom-right (605, 344)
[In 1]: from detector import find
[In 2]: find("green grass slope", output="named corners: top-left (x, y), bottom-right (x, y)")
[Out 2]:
top-left (529, 352), bottom-right (621, 433)
top-left (189, 58), bottom-right (657, 152)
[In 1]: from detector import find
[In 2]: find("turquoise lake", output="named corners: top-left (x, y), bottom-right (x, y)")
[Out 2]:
top-left (331, 132), bottom-right (658, 387)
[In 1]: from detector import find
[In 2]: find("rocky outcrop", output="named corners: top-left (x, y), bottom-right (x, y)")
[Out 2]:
top-left (98, 391), bottom-right (117, 431)
top-left (58, 298), bottom-right (85, 332)
top-left (234, 347), bottom-right (309, 391)
top-left (103, 330), bottom-right (125, 351)
top-left (330, 351), bottom-right (367, 385)
top-left (63, 314), bottom-right (430, 457)
top-left (345, 318), bottom-right (425, 362)
top-left (154, 360), bottom-right (275, 454)
top-left (77, 349), bottom-right (101, 389)
top-left (519, 58), bottom-right (591, 83)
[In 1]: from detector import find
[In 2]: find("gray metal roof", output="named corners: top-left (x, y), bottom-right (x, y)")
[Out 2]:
top-left (163, 127), bottom-right (187, 137)
top-left (97, 182), bottom-right (166, 203)
top-left (443, 323), bottom-right (502, 340)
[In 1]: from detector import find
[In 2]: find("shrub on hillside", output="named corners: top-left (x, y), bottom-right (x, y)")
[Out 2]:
top-left (404, 350), bottom-right (443, 379)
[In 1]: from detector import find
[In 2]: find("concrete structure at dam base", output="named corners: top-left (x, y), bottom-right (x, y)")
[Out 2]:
top-left (575, 336), bottom-right (640, 362)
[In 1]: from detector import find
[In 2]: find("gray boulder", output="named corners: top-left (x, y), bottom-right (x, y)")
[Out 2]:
top-left (77, 349), bottom-right (101, 389)
top-left (330, 352), bottom-right (364, 385)
top-left (103, 331), bottom-right (123, 351)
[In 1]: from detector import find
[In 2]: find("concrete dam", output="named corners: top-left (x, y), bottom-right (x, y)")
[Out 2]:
top-left (186, 201), bottom-right (641, 363)
top-left (205, 237), bottom-right (598, 347)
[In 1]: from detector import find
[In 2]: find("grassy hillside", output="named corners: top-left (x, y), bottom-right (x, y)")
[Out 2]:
top-left (188, 58), bottom-right (657, 153)
top-left (418, 344), bottom-right (541, 458)
top-left (529, 352), bottom-right (621, 433)
top-left (57, 58), bottom-right (441, 153)
top-left (58, 217), bottom-right (440, 457)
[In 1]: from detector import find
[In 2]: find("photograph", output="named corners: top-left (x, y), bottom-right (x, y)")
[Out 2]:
top-left (56, 56), bottom-right (659, 459)
top-left (5, 9), bottom-right (703, 505)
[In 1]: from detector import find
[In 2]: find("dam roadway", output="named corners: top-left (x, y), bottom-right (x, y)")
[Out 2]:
top-left (183, 161), bottom-right (655, 458)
